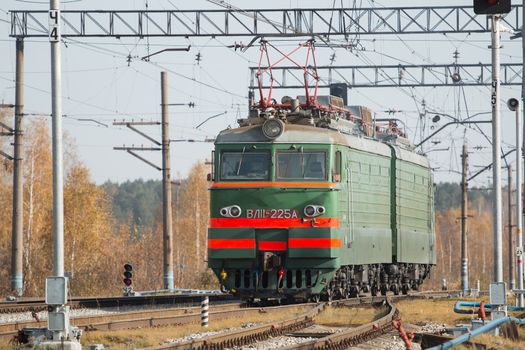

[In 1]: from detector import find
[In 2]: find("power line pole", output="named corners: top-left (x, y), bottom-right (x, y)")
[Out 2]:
top-left (113, 72), bottom-right (176, 291)
top-left (461, 142), bottom-right (469, 295)
top-left (11, 38), bottom-right (24, 297)
top-left (491, 14), bottom-right (503, 283)
top-left (161, 72), bottom-right (174, 291)
top-left (508, 165), bottom-right (515, 290)
top-left (509, 96), bottom-right (524, 305)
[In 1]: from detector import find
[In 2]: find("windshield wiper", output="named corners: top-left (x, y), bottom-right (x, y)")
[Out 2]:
top-left (236, 146), bottom-right (247, 176)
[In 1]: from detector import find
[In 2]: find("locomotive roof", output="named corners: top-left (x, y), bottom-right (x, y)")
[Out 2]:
top-left (215, 124), bottom-right (430, 169)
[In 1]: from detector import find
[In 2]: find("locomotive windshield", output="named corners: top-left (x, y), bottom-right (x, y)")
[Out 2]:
top-left (277, 151), bottom-right (326, 180)
top-left (220, 151), bottom-right (270, 180)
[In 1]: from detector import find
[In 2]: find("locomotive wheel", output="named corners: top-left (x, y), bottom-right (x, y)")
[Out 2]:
top-left (392, 284), bottom-right (400, 296)
top-left (371, 285), bottom-right (378, 297)
top-left (336, 288), bottom-right (345, 299)
top-left (380, 285), bottom-right (388, 296)
top-left (402, 284), bottom-right (409, 295)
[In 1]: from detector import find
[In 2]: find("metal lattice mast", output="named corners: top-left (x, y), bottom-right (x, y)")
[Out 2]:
top-left (248, 63), bottom-right (522, 89)
top-left (9, 6), bottom-right (522, 38)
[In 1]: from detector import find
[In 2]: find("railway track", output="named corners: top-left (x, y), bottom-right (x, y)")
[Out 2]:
top-left (0, 293), bottom-right (235, 314)
top-left (2, 291), bottom-right (460, 348)
top-left (1, 302), bottom-right (250, 341)
top-left (141, 299), bottom-right (396, 350)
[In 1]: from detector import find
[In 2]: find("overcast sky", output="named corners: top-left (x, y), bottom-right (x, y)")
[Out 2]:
top-left (0, 0), bottom-right (523, 186)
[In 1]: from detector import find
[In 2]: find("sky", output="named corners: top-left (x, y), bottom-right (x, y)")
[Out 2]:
top-left (0, 0), bottom-right (523, 187)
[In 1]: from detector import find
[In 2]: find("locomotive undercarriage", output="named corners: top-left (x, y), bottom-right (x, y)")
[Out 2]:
top-left (321, 263), bottom-right (432, 301)
top-left (224, 262), bottom-right (432, 302)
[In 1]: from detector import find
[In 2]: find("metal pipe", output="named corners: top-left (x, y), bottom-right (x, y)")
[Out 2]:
top-left (427, 316), bottom-right (525, 350)
top-left (491, 14), bottom-right (503, 283)
top-left (161, 72), bottom-right (174, 291)
top-left (10, 38), bottom-right (24, 296)
top-left (453, 300), bottom-right (525, 313)
top-left (461, 142), bottom-right (469, 295)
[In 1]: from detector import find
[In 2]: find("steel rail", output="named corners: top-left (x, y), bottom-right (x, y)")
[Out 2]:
top-left (4, 303), bottom-right (308, 342)
top-left (1, 303), bottom-right (243, 338)
top-left (283, 300), bottom-right (397, 350)
top-left (0, 293), bottom-right (236, 314)
top-left (141, 303), bottom-right (325, 350)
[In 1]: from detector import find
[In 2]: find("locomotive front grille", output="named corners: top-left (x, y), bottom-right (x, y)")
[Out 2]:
top-left (231, 269), bottom-right (316, 290)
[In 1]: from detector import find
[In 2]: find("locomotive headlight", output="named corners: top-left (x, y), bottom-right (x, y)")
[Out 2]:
top-left (304, 205), bottom-right (326, 217)
top-left (304, 205), bottom-right (316, 217)
top-left (262, 119), bottom-right (285, 139)
top-left (220, 205), bottom-right (242, 218)
top-left (229, 205), bottom-right (241, 217)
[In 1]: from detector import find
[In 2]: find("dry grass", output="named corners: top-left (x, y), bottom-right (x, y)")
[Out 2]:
top-left (315, 305), bottom-right (388, 327)
top-left (396, 297), bottom-right (473, 325)
top-left (79, 305), bottom-right (310, 349)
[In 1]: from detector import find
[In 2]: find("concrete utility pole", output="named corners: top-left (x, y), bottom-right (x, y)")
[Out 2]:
top-left (50, 0), bottom-right (64, 284)
top-left (161, 72), bottom-right (174, 291)
top-left (461, 142), bottom-right (469, 295)
top-left (519, 0), bottom-right (525, 307)
top-left (508, 165), bottom-right (514, 290)
top-left (491, 14), bottom-right (503, 283)
top-left (113, 73), bottom-right (179, 291)
top-left (11, 38), bottom-right (24, 296)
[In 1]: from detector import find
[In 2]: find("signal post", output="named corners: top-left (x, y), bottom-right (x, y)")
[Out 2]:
top-left (40, 0), bottom-right (82, 347)
top-left (474, 0), bottom-right (510, 287)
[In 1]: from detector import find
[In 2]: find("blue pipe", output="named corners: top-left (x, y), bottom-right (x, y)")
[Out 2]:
top-left (454, 300), bottom-right (525, 314)
top-left (426, 316), bottom-right (525, 350)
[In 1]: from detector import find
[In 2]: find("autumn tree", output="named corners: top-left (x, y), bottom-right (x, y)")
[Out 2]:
top-left (0, 107), bottom-right (13, 294)
top-left (175, 162), bottom-right (214, 288)
top-left (426, 194), bottom-right (493, 291)
top-left (21, 119), bottom-right (54, 296)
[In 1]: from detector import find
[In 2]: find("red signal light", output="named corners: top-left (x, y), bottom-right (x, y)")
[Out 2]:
top-left (473, 0), bottom-right (511, 14)
top-left (123, 263), bottom-right (133, 286)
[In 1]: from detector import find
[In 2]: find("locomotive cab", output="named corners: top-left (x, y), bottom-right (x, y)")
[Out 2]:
top-left (208, 125), bottom-right (343, 301)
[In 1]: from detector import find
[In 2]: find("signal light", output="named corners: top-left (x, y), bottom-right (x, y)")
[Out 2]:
top-left (123, 263), bottom-right (133, 286)
top-left (473, 0), bottom-right (511, 15)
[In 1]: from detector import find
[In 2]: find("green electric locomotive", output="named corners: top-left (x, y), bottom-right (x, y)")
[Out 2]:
top-left (207, 93), bottom-right (435, 301)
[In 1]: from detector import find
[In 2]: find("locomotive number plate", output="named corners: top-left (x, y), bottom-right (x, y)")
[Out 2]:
top-left (246, 208), bottom-right (299, 219)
